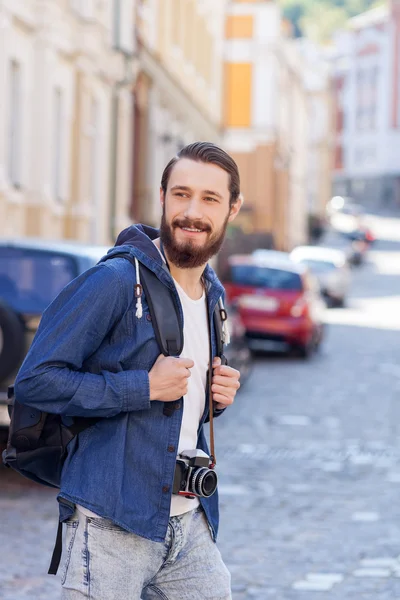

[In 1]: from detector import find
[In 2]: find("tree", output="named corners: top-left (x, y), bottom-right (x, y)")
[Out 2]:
top-left (300, 2), bottom-right (349, 42)
top-left (279, 0), bottom-right (388, 41)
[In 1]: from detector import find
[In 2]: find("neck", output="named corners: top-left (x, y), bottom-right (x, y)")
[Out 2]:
top-left (154, 238), bottom-right (206, 300)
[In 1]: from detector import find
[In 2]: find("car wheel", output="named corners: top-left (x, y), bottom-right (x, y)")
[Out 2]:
top-left (0, 300), bottom-right (25, 384)
top-left (314, 324), bottom-right (325, 353)
top-left (296, 340), bottom-right (314, 359)
top-left (334, 297), bottom-right (345, 308)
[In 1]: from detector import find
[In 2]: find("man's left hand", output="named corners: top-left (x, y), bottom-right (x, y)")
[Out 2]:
top-left (211, 357), bottom-right (240, 410)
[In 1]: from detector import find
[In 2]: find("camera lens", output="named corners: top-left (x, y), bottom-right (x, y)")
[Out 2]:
top-left (190, 467), bottom-right (218, 497)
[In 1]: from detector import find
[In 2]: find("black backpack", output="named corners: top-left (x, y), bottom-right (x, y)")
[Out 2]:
top-left (2, 255), bottom-right (226, 489)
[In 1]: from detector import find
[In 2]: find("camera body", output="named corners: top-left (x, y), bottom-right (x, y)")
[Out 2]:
top-left (172, 449), bottom-right (218, 498)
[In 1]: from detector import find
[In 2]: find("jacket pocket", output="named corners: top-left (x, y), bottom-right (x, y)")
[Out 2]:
top-left (61, 520), bottom-right (79, 586)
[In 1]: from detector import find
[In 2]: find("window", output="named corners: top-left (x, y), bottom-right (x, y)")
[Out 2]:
top-left (354, 147), bottom-right (363, 165)
top-left (230, 266), bottom-right (303, 291)
top-left (70, 0), bottom-right (95, 19)
top-left (8, 60), bottom-right (22, 188)
top-left (172, 0), bottom-right (182, 46)
top-left (113, 0), bottom-right (134, 53)
top-left (52, 88), bottom-right (63, 201)
top-left (0, 248), bottom-right (78, 313)
top-left (335, 145), bottom-right (344, 170)
top-left (80, 0), bottom-right (95, 19)
top-left (369, 66), bottom-right (379, 130)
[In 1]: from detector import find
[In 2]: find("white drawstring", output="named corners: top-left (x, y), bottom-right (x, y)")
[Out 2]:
top-left (134, 257), bottom-right (143, 319)
top-left (219, 298), bottom-right (230, 346)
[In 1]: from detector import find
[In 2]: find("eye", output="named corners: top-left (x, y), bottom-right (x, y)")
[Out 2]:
top-left (175, 192), bottom-right (188, 198)
top-left (205, 197), bottom-right (218, 203)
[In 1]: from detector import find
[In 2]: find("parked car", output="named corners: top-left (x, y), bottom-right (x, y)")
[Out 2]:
top-left (252, 249), bottom-right (291, 262)
top-left (326, 196), bottom-right (365, 218)
top-left (0, 239), bottom-right (110, 428)
top-left (222, 254), bottom-right (325, 358)
top-left (290, 246), bottom-right (350, 307)
top-left (347, 238), bottom-right (369, 267)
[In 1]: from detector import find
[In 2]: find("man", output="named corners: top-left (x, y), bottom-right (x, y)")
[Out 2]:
top-left (15, 142), bottom-right (242, 599)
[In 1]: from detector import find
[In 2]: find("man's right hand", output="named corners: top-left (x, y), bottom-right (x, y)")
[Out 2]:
top-left (149, 355), bottom-right (194, 401)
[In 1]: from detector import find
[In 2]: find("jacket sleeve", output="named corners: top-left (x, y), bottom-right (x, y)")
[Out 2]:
top-left (14, 262), bottom-right (150, 418)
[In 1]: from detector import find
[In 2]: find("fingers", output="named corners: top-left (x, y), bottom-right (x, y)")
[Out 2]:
top-left (213, 364), bottom-right (240, 378)
top-left (183, 367), bottom-right (192, 378)
top-left (179, 358), bottom-right (195, 369)
top-left (212, 383), bottom-right (237, 396)
top-left (212, 392), bottom-right (234, 406)
top-left (212, 375), bottom-right (240, 389)
top-left (212, 357), bottom-right (221, 368)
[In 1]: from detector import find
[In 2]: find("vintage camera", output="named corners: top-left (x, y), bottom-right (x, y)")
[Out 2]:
top-left (172, 449), bottom-right (218, 498)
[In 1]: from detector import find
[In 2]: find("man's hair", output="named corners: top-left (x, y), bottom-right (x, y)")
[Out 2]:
top-left (161, 141), bottom-right (241, 208)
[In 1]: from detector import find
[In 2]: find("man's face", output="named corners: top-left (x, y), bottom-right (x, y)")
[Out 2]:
top-left (160, 158), bottom-right (240, 269)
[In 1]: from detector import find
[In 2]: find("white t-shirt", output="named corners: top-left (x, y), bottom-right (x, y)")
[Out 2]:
top-left (169, 278), bottom-right (209, 516)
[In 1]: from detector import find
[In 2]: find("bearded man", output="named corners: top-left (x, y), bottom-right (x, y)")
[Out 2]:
top-left (15, 142), bottom-right (243, 600)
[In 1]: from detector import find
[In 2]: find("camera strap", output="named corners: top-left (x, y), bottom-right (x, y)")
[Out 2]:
top-left (208, 332), bottom-right (216, 468)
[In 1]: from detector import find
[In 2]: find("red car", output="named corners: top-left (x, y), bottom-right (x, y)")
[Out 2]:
top-left (222, 254), bottom-right (325, 358)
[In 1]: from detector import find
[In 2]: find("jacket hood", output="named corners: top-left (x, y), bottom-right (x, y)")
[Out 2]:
top-left (113, 224), bottom-right (163, 265)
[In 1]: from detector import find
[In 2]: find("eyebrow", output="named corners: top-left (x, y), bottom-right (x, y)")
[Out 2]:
top-left (170, 185), bottom-right (223, 199)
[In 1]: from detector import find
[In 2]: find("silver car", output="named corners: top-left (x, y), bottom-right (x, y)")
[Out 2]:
top-left (290, 246), bottom-right (351, 307)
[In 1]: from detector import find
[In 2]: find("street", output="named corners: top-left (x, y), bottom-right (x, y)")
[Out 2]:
top-left (2, 213), bottom-right (400, 600)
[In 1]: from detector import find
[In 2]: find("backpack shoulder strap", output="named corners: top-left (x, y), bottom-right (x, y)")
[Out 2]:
top-left (109, 253), bottom-right (183, 357)
top-left (213, 307), bottom-right (224, 358)
top-left (213, 300), bottom-right (228, 364)
top-left (140, 263), bottom-right (183, 356)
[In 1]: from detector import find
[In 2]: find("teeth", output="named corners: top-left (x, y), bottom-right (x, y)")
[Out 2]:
top-left (182, 227), bottom-right (202, 232)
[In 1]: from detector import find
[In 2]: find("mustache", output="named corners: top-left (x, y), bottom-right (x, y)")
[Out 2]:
top-left (172, 219), bottom-right (212, 233)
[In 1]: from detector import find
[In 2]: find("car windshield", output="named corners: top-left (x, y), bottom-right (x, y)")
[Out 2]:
top-left (230, 265), bottom-right (303, 290)
top-left (0, 247), bottom-right (78, 313)
top-left (298, 259), bottom-right (337, 273)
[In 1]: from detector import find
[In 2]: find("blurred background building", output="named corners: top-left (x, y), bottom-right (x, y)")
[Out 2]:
top-left (0, 0), bottom-right (136, 244)
top-left (332, 0), bottom-right (400, 210)
top-left (0, 0), bottom-right (335, 248)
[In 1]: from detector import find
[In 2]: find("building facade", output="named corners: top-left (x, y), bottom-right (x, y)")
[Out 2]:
top-left (297, 39), bottom-right (334, 225)
top-left (222, 0), bottom-right (311, 251)
top-left (132, 0), bottom-right (228, 227)
top-left (0, 0), bottom-right (136, 244)
top-left (332, 1), bottom-right (400, 209)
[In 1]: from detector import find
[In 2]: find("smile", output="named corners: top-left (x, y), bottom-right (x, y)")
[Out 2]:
top-left (180, 227), bottom-right (204, 233)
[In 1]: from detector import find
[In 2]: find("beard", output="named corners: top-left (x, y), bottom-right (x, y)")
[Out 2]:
top-left (160, 208), bottom-right (230, 269)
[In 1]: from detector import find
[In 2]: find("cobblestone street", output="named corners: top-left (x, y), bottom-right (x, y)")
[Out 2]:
top-left (2, 213), bottom-right (400, 599)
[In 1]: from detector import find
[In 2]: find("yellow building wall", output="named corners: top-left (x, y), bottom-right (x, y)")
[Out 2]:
top-left (229, 144), bottom-right (291, 249)
top-left (224, 63), bottom-right (252, 127)
top-left (225, 15), bottom-right (254, 39)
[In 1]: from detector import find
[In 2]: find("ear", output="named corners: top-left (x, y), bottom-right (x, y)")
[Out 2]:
top-left (160, 187), bottom-right (164, 208)
top-left (228, 194), bottom-right (243, 223)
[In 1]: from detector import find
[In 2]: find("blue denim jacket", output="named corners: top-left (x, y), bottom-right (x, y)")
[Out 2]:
top-left (14, 225), bottom-right (226, 543)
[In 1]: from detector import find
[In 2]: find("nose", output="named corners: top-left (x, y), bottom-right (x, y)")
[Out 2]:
top-left (183, 196), bottom-right (203, 221)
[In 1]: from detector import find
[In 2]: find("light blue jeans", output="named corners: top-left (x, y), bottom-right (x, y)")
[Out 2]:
top-left (61, 507), bottom-right (231, 600)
